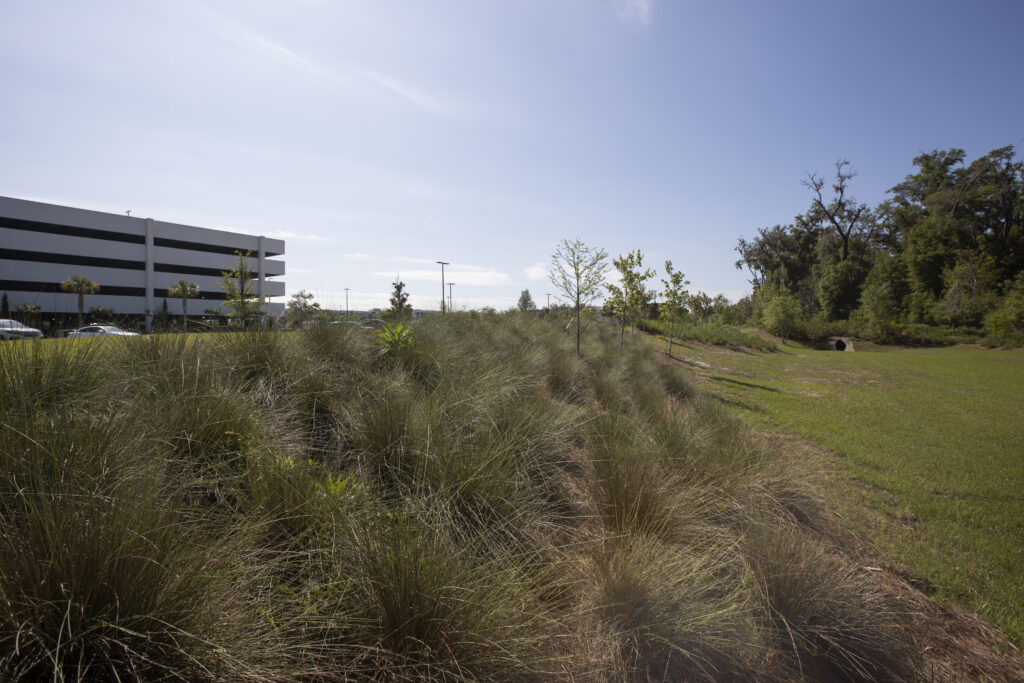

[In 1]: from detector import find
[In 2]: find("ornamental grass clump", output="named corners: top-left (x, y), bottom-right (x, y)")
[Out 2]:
top-left (0, 314), bottom-right (923, 680)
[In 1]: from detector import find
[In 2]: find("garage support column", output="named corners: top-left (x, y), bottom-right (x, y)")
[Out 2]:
top-left (145, 218), bottom-right (154, 333)
top-left (257, 236), bottom-right (266, 326)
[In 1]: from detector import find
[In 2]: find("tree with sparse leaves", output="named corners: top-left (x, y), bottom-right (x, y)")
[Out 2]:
top-left (218, 252), bottom-right (264, 328)
top-left (167, 280), bottom-right (199, 330)
top-left (660, 260), bottom-right (690, 358)
top-left (605, 250), bottom-right (656, 352)
top-left (517, 289), bottom-right (536, 312)
top-left (60, 276), bottom-right (99, 329)
top-left (550, 238), bottom-right (608, 358)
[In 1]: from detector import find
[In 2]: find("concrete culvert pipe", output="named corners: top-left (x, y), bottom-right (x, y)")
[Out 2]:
top-left (828, 336), bottom-right (854, 351)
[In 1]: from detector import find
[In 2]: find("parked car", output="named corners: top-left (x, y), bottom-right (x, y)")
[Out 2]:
top-left (330, 318), bottom-right (390, 331)
top-left (0, 319), bottom-right (44, 340)
top-left (67, 325), bottom-right (139, 338)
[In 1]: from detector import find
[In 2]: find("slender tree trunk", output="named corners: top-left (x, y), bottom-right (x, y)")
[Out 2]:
top-left (77, 293), bottom-right (84, 328)
top-left (668, 318), bottom-right (675, 359)
top-left (619, 319), bottom-right (625, 352)
top-left (182, 298), bottom-right (188, 331)
top-left (575, 293), bottom-right (581, 358)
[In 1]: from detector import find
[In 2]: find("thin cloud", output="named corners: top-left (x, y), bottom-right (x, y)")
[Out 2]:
top-left (523, 262), bottom-right (548, 282)
top-left (396, 256), bottom-right (446, 265)
top-left (617, 0), bottom-right (655, 27)
top-left (227, 25), bottom-right (332, 78)
top-left (266, 230), bottom-right (336, 243)
top-left (215, 15), bottom-right (445, 114)
top-left (350, 66), bottom-right (443, 114)
top-left (373, 268), bottom-right (510, 287)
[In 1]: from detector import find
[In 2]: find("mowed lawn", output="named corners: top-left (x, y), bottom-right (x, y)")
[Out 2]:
top-left (649, 332), bottom-right (1024, 647)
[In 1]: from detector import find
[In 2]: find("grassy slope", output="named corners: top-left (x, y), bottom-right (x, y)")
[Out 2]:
top-left (647, 332), bottom-right (1024, 647)
top-left (1, 317), bottom-right (927, 681)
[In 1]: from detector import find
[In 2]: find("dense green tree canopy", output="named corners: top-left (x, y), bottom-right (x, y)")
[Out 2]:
top-left (736, 145), bottom-right (1023, 335)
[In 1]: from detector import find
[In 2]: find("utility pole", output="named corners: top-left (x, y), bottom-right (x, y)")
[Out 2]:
top-left (436, 261), bottom-right (449, 313)
top-left (447, 282), bottom-right (455, 313)
top-left (344, 288), bottom-right (349, 317)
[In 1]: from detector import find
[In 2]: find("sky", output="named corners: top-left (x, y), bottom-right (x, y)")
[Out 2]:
top-left (2, 0), bottom-right (1023, 312)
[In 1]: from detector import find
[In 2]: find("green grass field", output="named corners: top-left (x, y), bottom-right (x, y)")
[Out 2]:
top-left (648, 332), bottom-right (1024, 647)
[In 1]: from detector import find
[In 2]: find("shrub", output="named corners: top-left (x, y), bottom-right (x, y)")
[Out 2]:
top-left (985, 276), bottom-right (1024, 347)
top-left (761, 291), bottom-right (805, 342)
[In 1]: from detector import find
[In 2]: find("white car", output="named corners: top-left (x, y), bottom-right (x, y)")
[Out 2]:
top-left (0, 319), bottom-right (44, 340)
top-left (67, 325), bottom-right (140, 338)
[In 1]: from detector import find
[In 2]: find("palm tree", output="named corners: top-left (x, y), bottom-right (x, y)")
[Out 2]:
top-left (60, 276), bottom-right (99, 328)
top-left (167, 280), bottom-right (200, 331)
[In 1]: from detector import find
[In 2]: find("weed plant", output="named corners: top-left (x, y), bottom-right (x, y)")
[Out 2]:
top-left (0, 314), bottom-right (918, 680)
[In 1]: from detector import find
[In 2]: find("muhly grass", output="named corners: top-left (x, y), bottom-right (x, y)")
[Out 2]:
top-left (0, 314), bottom-right (919, 680)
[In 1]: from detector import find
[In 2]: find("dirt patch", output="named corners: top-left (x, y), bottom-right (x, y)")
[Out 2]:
top-left (877, 569), bottom-right (1024, 681)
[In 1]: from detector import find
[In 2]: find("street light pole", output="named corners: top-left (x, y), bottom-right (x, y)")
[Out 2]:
top-left (344, 288), bottom-right (349, 317)
top-left (436, 261), bottom-right (449, 313)
top-left (447, 282), bottom-right (455, 313)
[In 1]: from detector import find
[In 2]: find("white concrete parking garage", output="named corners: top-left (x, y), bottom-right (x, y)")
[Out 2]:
top-left (0, 196), bottom-right (285, 332)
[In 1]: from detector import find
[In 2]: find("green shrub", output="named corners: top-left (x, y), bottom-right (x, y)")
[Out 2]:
top-left (761, 291), bottom-right (805, 342)
top-left (985, 276), bottom-right (1024, 347)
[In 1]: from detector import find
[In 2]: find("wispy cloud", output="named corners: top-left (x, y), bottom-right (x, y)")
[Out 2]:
top-left (523, 262), bottom-right (549, 282)
top-left (266, 230), bottom-right (336, 242)
top-left (226, 25), bottom-right (332, 78)
top-left (215, 16), bottom-right (446, 114)
top-left (349, 66), bottom-right (443, 114)
top-left (617, 0), bottom-right (655, 27)
top-left (373, 267), bottom-right (510, 287)
top-left (396, 256), bottom-right (446, 266)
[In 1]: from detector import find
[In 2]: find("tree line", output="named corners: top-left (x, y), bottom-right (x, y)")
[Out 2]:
top-left (735, 145), bottom-right (1024, 344)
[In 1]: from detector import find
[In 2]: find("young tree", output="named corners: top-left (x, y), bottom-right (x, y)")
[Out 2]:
top-left (286, 290), bottom-right (321, 328)
top-left (517, 289), bottom-right (536, 312)
top-left (218, 251), bottom-right (263, 328)
top-left (167, 279), bottom-right (199, 330)
top-left (156, 298), bottom-right (170, 332)
top-left (550, 238), bottom-right (608, 358)
top-left (604, 281), bottom-right (628, 351)
top-left (1, 292), bottom-right (8, 319)
top-left (622, 250), bottom-right (656, 331)
top-left (386, 279), bottom-right (413, 321)
top-left (605, 250), bottom-right (656, 351)
top-left (660, 260), bottom-right (690, 358)
top-left (60, 275), bottom-right (99, 328)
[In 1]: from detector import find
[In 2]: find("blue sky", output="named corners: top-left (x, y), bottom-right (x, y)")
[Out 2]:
top-left (2, 0), bottom-right (1022, 311)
